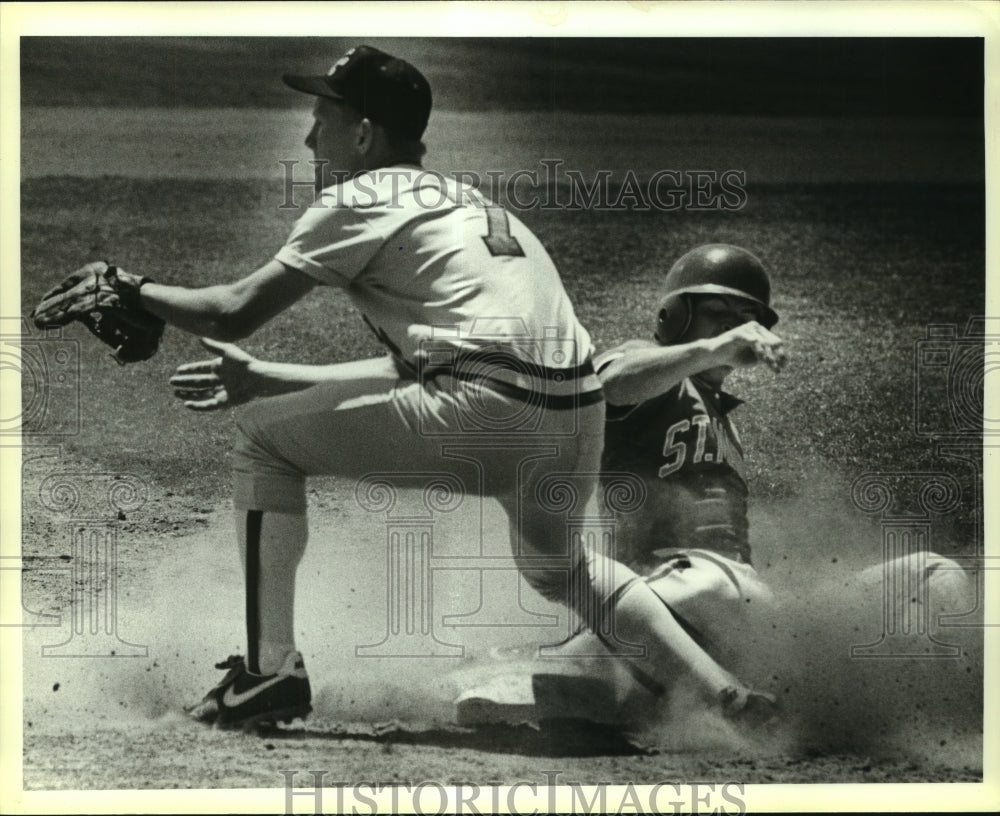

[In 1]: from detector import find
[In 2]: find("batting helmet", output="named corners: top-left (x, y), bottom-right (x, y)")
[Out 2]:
top-left (654, 244), bottom-right (778, 344)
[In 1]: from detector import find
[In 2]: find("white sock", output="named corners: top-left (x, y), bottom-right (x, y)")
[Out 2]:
top-left (258, 640), bottom-right (297, 676)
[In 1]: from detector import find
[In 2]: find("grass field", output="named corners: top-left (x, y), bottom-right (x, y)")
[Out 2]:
top-left (10, 35), bottom-right (989, 796)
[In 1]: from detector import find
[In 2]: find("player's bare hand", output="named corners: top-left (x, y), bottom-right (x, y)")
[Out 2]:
top-left (712, 322), bottom-right (788, 374)
top-left (169, 337), bottom-right (260, 411)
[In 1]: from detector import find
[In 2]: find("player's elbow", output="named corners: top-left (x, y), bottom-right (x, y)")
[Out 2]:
top-left (600, 379), bottom-right (638, 407)
top-left (204, 263), bottom-right (313, 342)
top-left (200, 301), bottom-right (254, 342)
top-left (206, 321), bottom-right (249, 343)
top-left (203, 284), bottom-right (265, 341)
top-left (597, 364), bottom-right (639, 405)
top-left (205, 310), bottom-right (256, 342)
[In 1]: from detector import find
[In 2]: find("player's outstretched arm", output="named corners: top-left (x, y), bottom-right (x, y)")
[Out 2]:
top-left (600, 341), bottom-right (726, 405)
top-left (140, 260), bottom-right (316, 342)
top-left (170, 338), bottom-right (389, 411)
top-left (600, 322), bottom-right (787, 406)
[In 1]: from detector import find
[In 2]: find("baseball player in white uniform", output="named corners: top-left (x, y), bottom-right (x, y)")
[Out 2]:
top-left (140, 46), bottom-right (772, 729)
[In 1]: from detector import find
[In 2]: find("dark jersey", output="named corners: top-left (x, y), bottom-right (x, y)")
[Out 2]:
top-left (596, 340), bottom-right (751, 568)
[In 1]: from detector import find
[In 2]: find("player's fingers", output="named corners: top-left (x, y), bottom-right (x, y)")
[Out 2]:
top-left (182, 389), bottom-right (230, 411)
top-left (182, 398), bottom-right (225, 412)
top-left (752, 339), bottom-right (781, 372)
top-left (771, 345), bottom-right (789, 371)
top-left (172, 386), bottom-right (214, 400)
top-left (760, 332), bottom-right (787, 368)
top-left (169, 371), bottom-right (222, 388)
top-left (751, 323), bottom-right (786, 354)
top-left (768, 346), bottom-right (788, 372)
top-left (749, 324), bottom-right (787, 370)
top-left (172, 358), bottom-right (223, 376)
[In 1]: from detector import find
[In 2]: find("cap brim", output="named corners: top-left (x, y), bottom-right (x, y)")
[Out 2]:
top-left (282, 73), bottom-right (346, 101)
top-left (678, 284), bottom-right (779, 327)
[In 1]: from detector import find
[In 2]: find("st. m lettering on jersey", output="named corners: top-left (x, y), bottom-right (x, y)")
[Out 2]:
top-left (658, 412), bottom-right (746, 481)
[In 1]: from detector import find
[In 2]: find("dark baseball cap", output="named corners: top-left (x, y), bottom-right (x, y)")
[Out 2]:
top-left (283, 45), bottom-right (432, 140)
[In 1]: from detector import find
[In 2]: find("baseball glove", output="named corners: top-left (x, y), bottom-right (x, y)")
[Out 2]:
top-left (31, 261), bottom-right (165, 364)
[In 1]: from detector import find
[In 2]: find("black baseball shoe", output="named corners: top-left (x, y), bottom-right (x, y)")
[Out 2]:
top-left (186, 652), bottom-right (312, 729)
top-left (719, 685), bottom-right (780, 728)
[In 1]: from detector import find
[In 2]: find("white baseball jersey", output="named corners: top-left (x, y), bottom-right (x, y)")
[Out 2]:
top-left (275, 166), bottom-right (595, 391)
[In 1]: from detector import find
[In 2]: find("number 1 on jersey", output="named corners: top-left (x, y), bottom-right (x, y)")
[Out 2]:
top-left (482, 206), bottom-right (525, 257)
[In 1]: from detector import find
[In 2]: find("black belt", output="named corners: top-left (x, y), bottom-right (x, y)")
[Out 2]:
top-left (418, 352), bottom-right (603, 411)
top-left (449, 368), bottom-right (604, 411)
top-left (443, 347), bottom-right (597, 381)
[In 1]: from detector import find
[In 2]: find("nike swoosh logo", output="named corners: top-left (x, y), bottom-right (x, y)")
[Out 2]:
top-left (222, 674), bottom-right (287, 708)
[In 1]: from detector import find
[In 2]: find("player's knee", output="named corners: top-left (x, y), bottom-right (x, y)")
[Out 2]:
top-left (857, 552), bottom-right (974, 613)
top-left (515, 551), bottom-right (609, 615)
top-left (924, 553), bottom-right (975, 612)
top-left (644, 556), bottom-right (741, 608)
